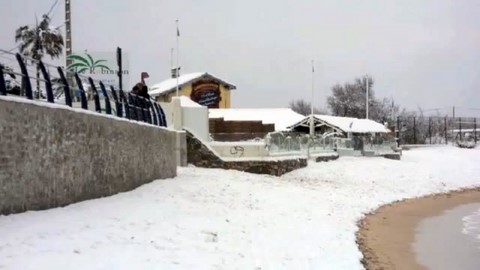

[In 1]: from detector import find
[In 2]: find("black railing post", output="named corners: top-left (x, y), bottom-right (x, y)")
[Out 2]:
top-left (88, 77), bottom-right (102, 113)
top-left (15, 53), bottom-right (33, 99)
top-left (38, 61), bottom-right (54, 103)
top-left (149, 99), bottom-right (158, 126)
top-left (133, 95), bottom-right (144, 122)
top-left (140, 97), bottom-right (151, 124)
top-left (99, 82), bottom-right (112, 115)
top-left (110, 86), bottom-right (123, 117)
top-left (0, 64), bottom-right (7, 95)
top-left (119, 89), bottom-right (129, 119)
top-left (74, 73), bottom-right (88, 109)
top-left (57, 67), bottom-right (72, 107)
top-left (127, 93), bottom-right (138, 121)
top-left (154, 102), bottom-right (167, 127)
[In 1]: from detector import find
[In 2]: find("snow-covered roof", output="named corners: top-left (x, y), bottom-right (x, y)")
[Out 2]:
top-left (149, 72), bottom-right (236, 97)
top-left (209, 108), bottom-right (305, 131)
top-left (452, 128), bottom-right (480, 133)
top-left (178, 96), bottom-right (203, 108)
top-left (288, 114), bottom-right (390, 133)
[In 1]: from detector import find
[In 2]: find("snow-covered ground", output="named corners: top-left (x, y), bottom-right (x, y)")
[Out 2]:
top-left (1, 146), bottom-right (479, 270)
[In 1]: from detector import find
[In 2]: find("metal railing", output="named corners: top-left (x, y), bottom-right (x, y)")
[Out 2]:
top-left (335, 136), bottom-right (397, 155)
top-left (0, 50), bottom-right (167, 127)
top-left (265, 131), bottom-right (335, 156)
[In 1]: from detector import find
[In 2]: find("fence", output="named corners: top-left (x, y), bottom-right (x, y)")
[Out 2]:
top-left (0, 48), bottom-right (167, 127)
top-left (266, 131), bottom-right (336, 156)
top-left (396, 116), bottom-right (479, 145)
top-left (266, 131), bottom-right (398, 156)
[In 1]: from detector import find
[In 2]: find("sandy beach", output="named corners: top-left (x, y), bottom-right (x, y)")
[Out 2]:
top-left (357, 187), bottom-right (480, 270)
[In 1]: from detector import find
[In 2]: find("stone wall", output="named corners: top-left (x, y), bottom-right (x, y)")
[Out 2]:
top-left (186, 131), bottom-right (307, 176)
top-left (315, 154), bottom-right (339, 162)
top-left (0, 98), bottom-right (177, 215)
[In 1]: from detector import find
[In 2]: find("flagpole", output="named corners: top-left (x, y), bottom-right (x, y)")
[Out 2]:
top-left (176, 19), bottom-right (180, 97)
top-left (309, 60), bottom-right (315, 137)
top-left (170, 48), bottom-right (174, 71)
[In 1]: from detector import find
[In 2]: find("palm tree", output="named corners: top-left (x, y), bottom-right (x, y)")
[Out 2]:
top-left (15, 14), bottom-right (64, 98)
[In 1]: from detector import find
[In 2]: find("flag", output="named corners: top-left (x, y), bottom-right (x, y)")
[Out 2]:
top-left (141, 72), bottom-right (149, 84)
top-left (141, 72), bottom-right (150, 80)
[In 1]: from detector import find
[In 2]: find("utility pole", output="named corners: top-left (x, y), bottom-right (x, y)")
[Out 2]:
top-left (175, 19), bottom-right (180, 96)
top-left (65, 0), bottom-right (73, 90)
top-left (366, 75), bottom-right (369, 119)
top-left (309, 60), bottom-right (315, 137)
top-left (452, 106), bottom-right (456, 142)
top-left (397, 116), bottom-right (400, 146)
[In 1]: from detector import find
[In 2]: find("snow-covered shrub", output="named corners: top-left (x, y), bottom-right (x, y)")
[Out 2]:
top-left (456, 140), bottom-right (477, 149)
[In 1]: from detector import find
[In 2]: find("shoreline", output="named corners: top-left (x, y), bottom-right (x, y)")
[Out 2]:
top-left (356, 187), bottom-right (480, 270)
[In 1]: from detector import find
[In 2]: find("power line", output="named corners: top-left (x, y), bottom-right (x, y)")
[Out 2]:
top-left (47, 0), bottom-right (59, 19)
top-left (0, 46), bottom-right (18, 56)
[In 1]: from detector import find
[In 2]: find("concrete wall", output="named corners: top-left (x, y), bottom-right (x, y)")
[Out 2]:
top-left (186, 131), bottom-right (307, 176)
top-left (159, 101), bottom-right (173, 128)
top-left (210, 141), bottom-right (269, 158)
top-left (163, 98), bottom-right (210, 142)
top-left (0, 97), bottom-right (177, 215)
top-left (183, 106), bottom-right (209, 142)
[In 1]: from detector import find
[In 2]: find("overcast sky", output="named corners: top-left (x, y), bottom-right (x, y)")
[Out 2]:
top-left (1, 0), bottom-right (479, 116)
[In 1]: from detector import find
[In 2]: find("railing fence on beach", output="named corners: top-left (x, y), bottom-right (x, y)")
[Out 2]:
top-left (0, 47), bottom-right (167, 127)
top-left (396, 116), bottom-right (478, 145)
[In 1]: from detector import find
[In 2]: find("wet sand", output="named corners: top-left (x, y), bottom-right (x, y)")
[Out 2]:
top-left (356, 187), bottom-right (480, 270)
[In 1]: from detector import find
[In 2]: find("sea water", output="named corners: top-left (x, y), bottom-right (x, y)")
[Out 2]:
top-left (413, 203), bottom-right (480, 270)
top-left (462, 205), bottom-right (480, 250)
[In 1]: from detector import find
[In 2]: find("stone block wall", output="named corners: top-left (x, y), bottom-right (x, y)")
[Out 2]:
top-left (186, 131), bottom-right (307, 176)
top-left (315, 155), bottom-right (339, 162)
top-left (0, 98), bottom-right (177, 215)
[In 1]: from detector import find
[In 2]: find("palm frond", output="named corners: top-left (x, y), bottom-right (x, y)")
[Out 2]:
top-left (85, 53), bottom-right (95, 66)
top-left (95, 64), bottom-right (111, 71)
top-left (67, 62), bottom-right (88, 70)
top-left (67, 55), bottom-right (90, 66)
top-left (94, 59), bottom-right (107, 66)
top-left (77, 67), bottom-right (89, 74)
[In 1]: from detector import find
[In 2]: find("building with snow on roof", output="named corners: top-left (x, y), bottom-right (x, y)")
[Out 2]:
top-left (149, 72), bottom-right (236, 109)
top-left (288, 114), bottom-right (390, 136)
top-left (288, 115), bottom-right (398, 157)
top-left (208, 108), bottom-right (305, 141)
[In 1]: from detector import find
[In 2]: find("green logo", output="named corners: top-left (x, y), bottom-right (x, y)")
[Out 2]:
top-left (67, 53), bottom-right (111, 73)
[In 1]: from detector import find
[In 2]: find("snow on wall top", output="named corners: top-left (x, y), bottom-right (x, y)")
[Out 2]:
top-left (209, 108), bottom-right (305, 131)
top-left (0, 96), bottom-right (174, 131)
top-left (314, 114), bottom-right (389, 133)
top-left (149, 72), bottom-right (236, 97)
